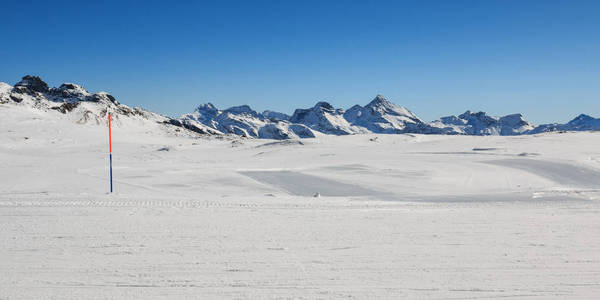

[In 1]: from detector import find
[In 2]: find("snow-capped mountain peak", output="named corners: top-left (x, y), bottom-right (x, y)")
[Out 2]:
top-left (46, 83), bottom-right (93, 103)
top-left (314, 101), bottom-right (336, 111)
top-left (430, 110), bottom-right (535, 135)
top-left (569, 114), bottom-right (595, 125)
top-left (196, 102), bottom-right (217, 111)
top-left (343, 95), bottom-right (423, 133)
top-left (223, 105), bottom-right (261, 119)
top-left (458, 110), bottom-right (498, 127)
top-left (370, 94), bottom-right (387, 103)
top-left (184, 103), bottom-right (219, 123)
top-left (365, 94), bottom-right (399, 111)
top-left (366, 95), bottom-right (421, 121)
top-left (290, 101), bottom-right (358, 135)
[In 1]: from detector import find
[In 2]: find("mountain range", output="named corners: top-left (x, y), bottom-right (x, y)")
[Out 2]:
top-left (1, 75), bottom-right (598, 139)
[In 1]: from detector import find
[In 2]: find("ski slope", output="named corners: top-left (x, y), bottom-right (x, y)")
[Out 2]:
top-left (1, 106), bottom-right (600, 299)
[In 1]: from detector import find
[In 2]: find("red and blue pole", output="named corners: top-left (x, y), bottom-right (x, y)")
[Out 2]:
top-left (108, 113), bottom-right (113, 193)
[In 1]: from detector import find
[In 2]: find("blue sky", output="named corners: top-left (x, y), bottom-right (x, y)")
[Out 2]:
top-left (1, 0), bottom-right (599, 123)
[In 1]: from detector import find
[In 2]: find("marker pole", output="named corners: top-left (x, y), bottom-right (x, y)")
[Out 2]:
top-left (108, 113), bottom-right (113, 193)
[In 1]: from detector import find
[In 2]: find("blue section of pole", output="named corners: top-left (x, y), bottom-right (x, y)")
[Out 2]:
top-left (110, 153), bottom-right (113, 193)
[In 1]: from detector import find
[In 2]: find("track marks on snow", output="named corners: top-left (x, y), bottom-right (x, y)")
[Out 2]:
top-left (0, 199), bottom-right (258, 209)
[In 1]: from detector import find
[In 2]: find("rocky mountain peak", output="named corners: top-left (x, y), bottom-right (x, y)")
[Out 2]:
top-left (367, 94), bottom-right (390, 106)
top-left (50, 83), bottom-right (90, 100)
top-left (262, 110), bottom-right (290, 121)
top-left (224, 105), bottom-right (260, 117)
top-left (458, 111), bottom-right (497, 125)
top-left (313, 101), bottom-right (336, 112)
top-left (196, 102), bottom-right (217, 111)
top-left (14, 75), bottom-right (50, 93)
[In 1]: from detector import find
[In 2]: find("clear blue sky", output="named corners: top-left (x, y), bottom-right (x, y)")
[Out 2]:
top-left (1, 0), bottom-right (599, 123)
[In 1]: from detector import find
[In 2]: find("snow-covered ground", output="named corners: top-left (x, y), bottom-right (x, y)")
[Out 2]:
top-left (1, 105), bottom-right (600, 299)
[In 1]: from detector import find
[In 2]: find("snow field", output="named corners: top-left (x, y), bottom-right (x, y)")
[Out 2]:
top-left (1, 106), bottom-right (600, 299)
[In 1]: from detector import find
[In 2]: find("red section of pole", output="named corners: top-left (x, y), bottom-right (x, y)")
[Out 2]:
top-left (108, 113), bottom-right (112, 153)
top-left (108, 113), bottom-right (113, 193)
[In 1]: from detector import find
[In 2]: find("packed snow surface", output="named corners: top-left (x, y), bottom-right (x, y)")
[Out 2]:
top-left (2, 99), bottom-right (600, 299)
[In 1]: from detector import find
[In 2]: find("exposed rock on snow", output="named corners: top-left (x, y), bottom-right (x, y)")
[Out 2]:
top-left (163, 119), bottom-right (220, 135)
top-left (48, 83), bottom-right (91, 103)
top-left (255, 140), bottom-right (305, 149)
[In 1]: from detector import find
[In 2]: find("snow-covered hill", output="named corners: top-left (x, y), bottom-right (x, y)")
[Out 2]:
top-left (0, 75), bottom-right (216, 136)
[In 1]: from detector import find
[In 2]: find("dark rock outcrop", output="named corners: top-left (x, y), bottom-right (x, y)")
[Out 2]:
top-left (14, 75), bottom-right (49, 93)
